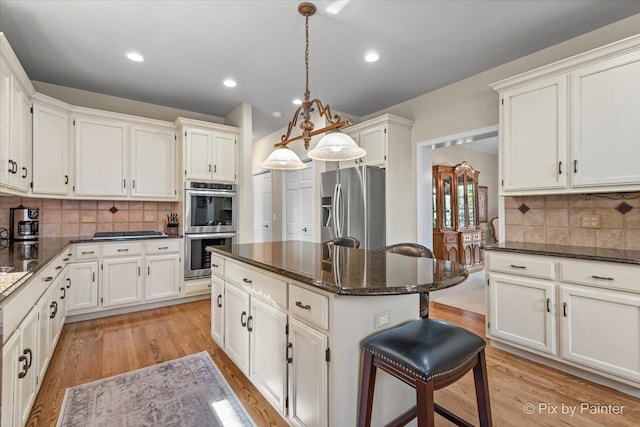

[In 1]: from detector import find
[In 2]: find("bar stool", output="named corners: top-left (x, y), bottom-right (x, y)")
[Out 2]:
top-left (358, 318), bottom-right (492, 427)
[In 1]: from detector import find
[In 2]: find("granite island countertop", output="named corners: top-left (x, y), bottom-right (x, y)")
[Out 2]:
top-left (483, 242), bottom-right (640, 265)
top-left (207, 240), bottom-right (469, 296)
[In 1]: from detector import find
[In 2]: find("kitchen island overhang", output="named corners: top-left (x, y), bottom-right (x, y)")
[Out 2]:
top-left (206, 240), bottom-right (469, 426)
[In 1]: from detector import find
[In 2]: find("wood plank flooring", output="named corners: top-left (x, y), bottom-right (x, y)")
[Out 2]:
top-left (27, 300), bottom-right (639, 426)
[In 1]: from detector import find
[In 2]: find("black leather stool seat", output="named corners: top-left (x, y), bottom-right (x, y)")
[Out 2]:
top-left (363, 319), bottom-right (486, 382)
top-left (358, 318), bottom-right (492, 427)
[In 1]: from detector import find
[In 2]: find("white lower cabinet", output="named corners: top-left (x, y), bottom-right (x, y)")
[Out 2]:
top-left (560, 285), bottom-right (640, 382)
top-left (2, 306), bottom-right (38, 427)
top-left (223, 283), bottom-right (250, 374)
top-left (145, 254), bottom-right (180, 301)
top-left (488, 273), bottom-right (556, 355)
top-left (287, 317), bottom-right (328, 427)
top-left (67, 261), bottom-right (99, 314)
top-left (102, 257), bottom-right (144, 308)
top-left (249, 297), bottom-right (287, 415)
top-left (210, 275), bottom-right (224, 346)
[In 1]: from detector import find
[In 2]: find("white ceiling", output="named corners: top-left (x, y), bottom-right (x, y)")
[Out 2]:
top-left (1, 0), bottom-right (640, 141)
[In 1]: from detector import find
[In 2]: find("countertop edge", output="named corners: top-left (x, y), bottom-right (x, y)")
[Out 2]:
top-left (483, 243), bottom-right (640, 265)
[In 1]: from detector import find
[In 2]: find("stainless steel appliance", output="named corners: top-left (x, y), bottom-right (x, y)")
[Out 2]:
top-left (10, 205), bottom-right (39, 241)
top-left (320, 166), bottom-right (385, 250)
top-left (12, 241), bottom-right (39, 271)
top-left (185, 181), bottom-right (237, 233)
top-left (185, 233), bottom-right (236, 279)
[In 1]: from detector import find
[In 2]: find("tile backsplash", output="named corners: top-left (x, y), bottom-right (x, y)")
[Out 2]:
top-left (504, 193), bottom-right (640, 250)
top-left (0, 196), bottom-right (179, 237)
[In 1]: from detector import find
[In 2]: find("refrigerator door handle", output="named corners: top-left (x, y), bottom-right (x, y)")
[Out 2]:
top-left (337, 183), bottom-right (344, 236)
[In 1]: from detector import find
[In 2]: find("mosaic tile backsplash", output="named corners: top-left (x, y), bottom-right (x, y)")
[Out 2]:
top-left (504, 193), bottom-right (640, 250)
top-left (0, 196), bottom-right (179, 237)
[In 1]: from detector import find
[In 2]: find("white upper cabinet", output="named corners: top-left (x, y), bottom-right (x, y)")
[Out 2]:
top-left (340, 123), bottom-right (386, 168)
top-left (32, 97), bottom-right (71, 195)
top-left (177, 117), bottom-right (239, 183)
top-left (0, 34), bottom-right (34, 193)
top-left (500, 75), bottom-right (567, 191)
top-left (492, 34), bottom-right (640, 195)
top-left (570, 50), bottom-right (640, 188)
top-left (74, 114), bottom-right (128, 197)
top-left (130, 125), bottom-right (176, 199)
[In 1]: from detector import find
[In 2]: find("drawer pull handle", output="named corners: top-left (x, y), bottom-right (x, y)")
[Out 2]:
top-left (67, 277), bottom-right (71, 289)
top-left (50, 301), bottom-right (58, 319)
top-left (287, 343), bottom-right (293, 364)
top-left (24, 348), bottom-right (33, 369)
top-left (63, 258), bottom-right (70, 262)
top-left (158, 246), bottom-right (169, 250)
top-left (56, 265), bottom-right (62, 270)
top-left (242, 278), bottom-right (253, 284)
top-left (558, 161), bottom-right (562, 175)
top-left (546, 298), bottom-right (550, 313)
top-left (117, 248), bottom-right (129, 252)
top-left (247, 315), bottom-right (253, 332)
top-left (563, 302), bottom-right (568, 317)
top-left (18, 355), bottom-right (28, 378)
top-left (591, 275), bottom-right (614, 281)
top-left (216, 294), bottom-right (222, 308)
top-left (44, 276), bottom-right (54, 282)
top-left (212, 263), bottom-right (219, 268)
top-left (82, 251), bottom-right (95, 255)
top-left (295, 301), bottom-right (311, 310)
top-left (240, 311), bottom-right (247, 327)
top-left (509, 264), bottom-right (526, 269)
top-left (61, 287), bottom-right (66, 299)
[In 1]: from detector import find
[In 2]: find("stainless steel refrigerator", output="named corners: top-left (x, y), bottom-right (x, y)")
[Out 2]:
top-left (320, 166), bottom-right (385, 250)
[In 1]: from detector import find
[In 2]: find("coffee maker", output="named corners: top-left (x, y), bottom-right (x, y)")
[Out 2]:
top-left (10, 205), bottom-right (39, 241)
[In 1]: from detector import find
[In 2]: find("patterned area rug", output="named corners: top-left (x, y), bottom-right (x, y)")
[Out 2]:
top-left (57, 351), bottom-right (256, 427)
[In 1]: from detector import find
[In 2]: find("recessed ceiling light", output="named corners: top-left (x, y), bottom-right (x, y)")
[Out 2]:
top-left (272, 112), bottom-right (282, 118)
top-left (364, 52), bottom-right (380, 63)
top-left (223, 79), bottom-right (237, 88)
top-left (326, 0), bottom-right (350, 15)
top-left (292, 98), bottom-right (302, 105)
top-left (126, 52), bottom-right (144, 62)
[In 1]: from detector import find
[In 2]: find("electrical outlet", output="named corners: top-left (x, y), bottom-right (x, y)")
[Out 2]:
top-left (581, 214), bottom-right (601, 229)
top-left (374, 312), bottom-right (390, 329)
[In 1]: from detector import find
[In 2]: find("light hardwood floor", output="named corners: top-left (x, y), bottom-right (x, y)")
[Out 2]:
top-left (27, 300), bottom-right (639, 426)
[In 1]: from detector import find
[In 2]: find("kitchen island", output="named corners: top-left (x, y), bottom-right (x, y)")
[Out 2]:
top-left (207, 240), bottom-right (468, 426)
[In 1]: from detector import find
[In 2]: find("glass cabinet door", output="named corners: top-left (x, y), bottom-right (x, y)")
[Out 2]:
top-left (443, 175), bottom-right (453, 228)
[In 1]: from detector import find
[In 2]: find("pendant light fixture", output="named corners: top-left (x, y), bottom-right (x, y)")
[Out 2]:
top-left (260, 2), bottom-right (365, 170)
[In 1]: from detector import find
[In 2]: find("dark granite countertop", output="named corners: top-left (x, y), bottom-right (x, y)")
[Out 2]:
top-left (0, 235), bottom-right (183, 303)
top-left (207, 240), bottom-right (469, 296)
top-left (483, 242), bottom-right (640, 265)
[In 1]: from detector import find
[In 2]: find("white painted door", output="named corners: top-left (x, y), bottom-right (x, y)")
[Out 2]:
top-left (131, 126), bottom-right (176, 199)
top-left (211, 275), bottom-right (224, 346)
top-left (16, 307), bottom-right (38, 427)
top-left (74, 115), bottom-right (128, 196)
top-left (224, 282), bottom-right (250, 375)
top-left (253, 172), bottom-right (273, 243)
top-left (488, 273), bottom-right (557, 355)
top-left (102, 257), bottom-right (143, 308)
top-left (339, 132), bottom-right (361, 169)
top-left (213, 132), bottom-right (236, 182)
top-left (185, 128), bottom-right (212, 180)
top-left (145, 254), bottom-right (181, 301)
top-left (288, 317), bottom-right (328, 427)
top-left (36, 288), bottom-right (51, 386)
top-left (0, 61), bottom-right (12, 187)
top-left (11, 83), bottom-right (30, 192)
top-left (501, 75), bottom-right (567, 191)
top-left (560, 285), bottom-right (640, 382)
top-left (286, 164), bottom-right (315, 241)
top-left (32, 102), bottom-right (70, 195)
top-left (571, 50), bottom-right (640, 188)
top-left (2, 327), bottom-right (19, 427)
top-left (361, 125), bottom-right (386, 166)
top-left (49, 275), bottom-right (66, 349)
top-left (67, 262), bottom-right (98, 313)
top-left (249, 298), bottom-right (287, 415)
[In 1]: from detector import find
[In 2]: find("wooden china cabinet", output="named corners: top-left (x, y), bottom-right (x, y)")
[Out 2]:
top-left (433, 161), bottom-right (483, 270)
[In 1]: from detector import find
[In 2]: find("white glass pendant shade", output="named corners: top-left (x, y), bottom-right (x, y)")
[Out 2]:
top-left (307, 131), bottom-right (366, 161)
top-left (260, 147), bottom-right (307, 170)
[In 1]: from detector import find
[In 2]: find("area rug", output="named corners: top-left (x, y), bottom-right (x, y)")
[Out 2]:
top-left (57, 351), bottom-right (256, 427)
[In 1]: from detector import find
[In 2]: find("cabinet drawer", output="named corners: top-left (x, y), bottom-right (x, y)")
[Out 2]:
top-left (472, 231), bottom-right (482, 241)
top-left (103, 242), bottom-right (143, 257)
top-left (76, 244), bottom-right (100, 260)
top-left (226, 261), bottom-right (287, 309)
top-left (462, 233), bottom-right (472, 242)
top-left (144, 240), bottom-right (180, 254)
top-left (210, 255), bottom-right (224, 277)
top-left (486, 252), bottom-right (555, 280)
top-left (444, 234), bottom-right (458, 243)
top-left (289, 285), bottom-right (329, 330)
top-left (559, 259), bottom-right (640, 293)
top-left (2, 276), bottom-right (38, 342)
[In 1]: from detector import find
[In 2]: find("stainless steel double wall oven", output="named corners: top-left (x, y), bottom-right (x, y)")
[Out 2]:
top-left (184, 181), bottom-right (237, 279)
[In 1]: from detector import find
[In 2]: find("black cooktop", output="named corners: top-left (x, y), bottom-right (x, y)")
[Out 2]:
top-left (92, 231), bottom-right (166, 240)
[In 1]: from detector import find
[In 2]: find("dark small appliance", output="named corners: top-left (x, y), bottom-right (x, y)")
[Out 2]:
top-left (10, 205), bottom-right (39, 241)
